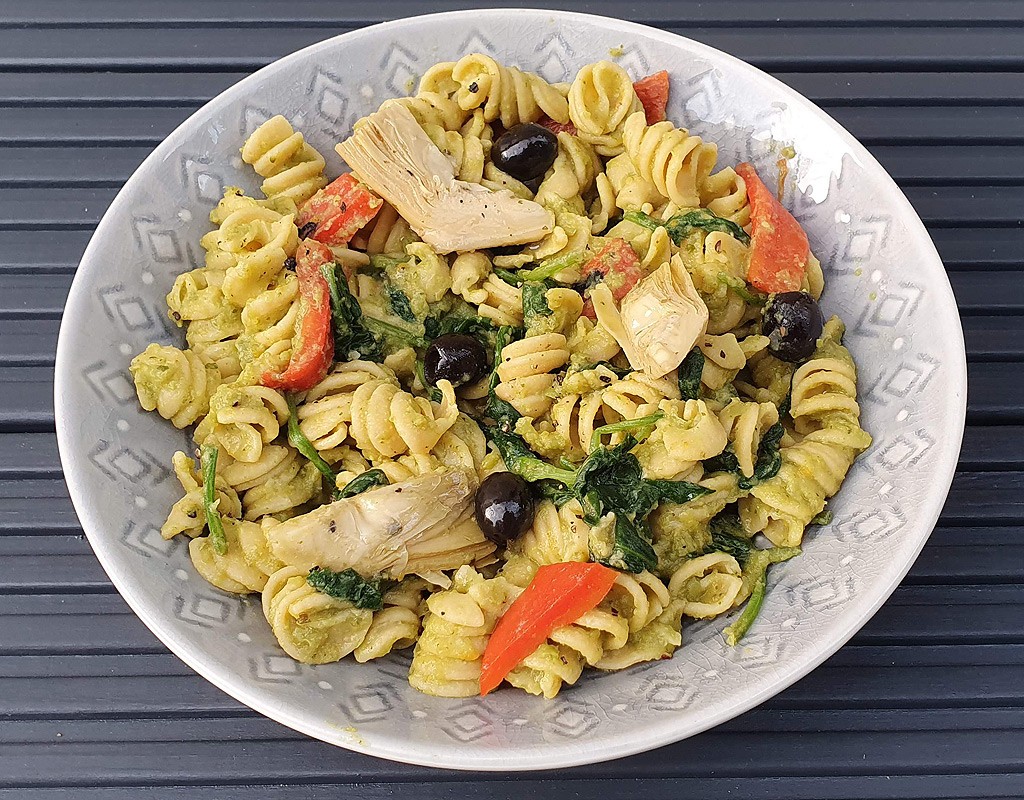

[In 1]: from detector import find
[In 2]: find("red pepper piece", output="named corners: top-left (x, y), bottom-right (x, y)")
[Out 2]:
top-left (536, 115), bottom-right (577, 136)
top-left (735, 162), bottom-right (809, 293)
top-left (633, 70), bottom-right (670, 124)
top-left (261, 240), bottom-right (334, 392)
top-left (480, 561), bottom-right (619, 696)
top-left (297, 173), bottom-right (383, 246)
top-left (579, 238), bottom-right (644, 319)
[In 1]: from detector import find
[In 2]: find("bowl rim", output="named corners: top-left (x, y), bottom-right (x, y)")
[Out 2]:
top-left (54, 7), bottom-right (967, 772)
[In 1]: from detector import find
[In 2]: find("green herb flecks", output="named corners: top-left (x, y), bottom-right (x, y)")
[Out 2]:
top-left (200, 445), bottom-right (227, 556)
top-left (717, 273), bottom-right (767, 305)
top-left (286, 394), bottom-right (340, 499)
top-left (361, 315), bottom-right (428, 350)
top-left (723, 545), bottom-right (801, 645)
top-left (678, 348), bottom-right (705, 400)
top-left (625, 209), bottom-right (751, 246)
top-left (424, 312), bottom-right (494, 341)
top-left (489, 431), bottom-right (711, 574)
top-left (339, 469), bottom-right (390, 498)
top-left (368, 254), bottom-right (410, 271)
top-left (703, 420), bottom-right (785, 491)
top-left (589, 412), bottom-right (663, 453)
top-left (483, 326), bottom-right (523, 431)
top-left (386, 283), bottom-right (417, 323)
top-left (810, 508), bottom-right (834, 526)
top-left (306, 567), bottom-right (388, 611)
top-left (321, 262), bottom-right (383, 361)
top-left (498, 251), bottom-right (585, 286)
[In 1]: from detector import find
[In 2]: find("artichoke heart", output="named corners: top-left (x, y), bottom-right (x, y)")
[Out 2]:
top-left (593, 253), bottom-right (709, 377)
top-left (336, 103), bottom-right (555, 253)
top-left (264, 469), bottom-right (495, 580)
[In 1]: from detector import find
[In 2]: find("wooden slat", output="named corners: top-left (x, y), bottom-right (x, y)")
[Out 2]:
top-left (2, 24), bottom-right (1024, 71)
top-left (4, 0), bottom-right (1024, 26)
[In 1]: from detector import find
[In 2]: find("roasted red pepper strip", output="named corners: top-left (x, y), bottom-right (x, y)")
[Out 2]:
top-left (297, 173), bottom-right (383, 247)
top-left (736, 162), bottom-right (809, 293)
top-left (261, 240), bottom-right (334, 392)
top-left (580, 238), bottom-right (643, 320)
top-left (480, 562), bottom-right (619, 696)
top-left (536, 116), bottom-right (577, 136)
top-left (633, 70), bottom-right (670, 124)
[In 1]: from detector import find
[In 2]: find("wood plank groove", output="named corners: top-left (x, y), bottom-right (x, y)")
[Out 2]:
top-left (3, 0), bottom-right (1024, 26)
top-left (0, 729), bottom-right (1022, 787)
top-left (3, 70), bottom-right (1024, 109)
top-left (2, 0), bottom-right (1023, 25)
top-left (3, 25), bottom-right (1024, 72)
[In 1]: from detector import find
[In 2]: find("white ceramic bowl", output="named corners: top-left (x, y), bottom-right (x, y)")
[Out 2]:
top-left (55, 8), bottom-right (966, 771)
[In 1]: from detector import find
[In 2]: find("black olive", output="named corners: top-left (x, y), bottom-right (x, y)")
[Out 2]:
top-left (475, 473), bottom-right (535, 545)
top-left (297, 221), bottom-right (317, 239)
top-left (762, 291), bottom-right (825, 363)
top-left (423, 333), bottom-right (488, 388)
top-left (283, 256), bottom-right (297, 271)
top-left (492, 123), bottom-right (559, 182)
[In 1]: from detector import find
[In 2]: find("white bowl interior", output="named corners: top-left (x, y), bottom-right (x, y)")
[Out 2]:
top-left (55, 9), bottom-right (966, 771)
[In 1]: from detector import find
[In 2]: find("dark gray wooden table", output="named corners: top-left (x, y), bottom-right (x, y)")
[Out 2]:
top-left (2, 1), bottom-right (1022, 797)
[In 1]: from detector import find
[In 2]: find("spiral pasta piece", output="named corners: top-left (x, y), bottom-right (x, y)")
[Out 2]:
top-left (740, 320), bottom-right (872, 546)
top-left (452, 53), bottom-right (569, 127)
top-left (633, 399), bottom-right (729, 480)
top-left (649, 473), bottom-right (744, 576)
top-left (129, 343), bottom-right (220, 429)
top-left (194, 382), bottom-right (289, 464)
top-left (349, 202), bottom-right (418, 255)
top-left (421, 121), bottom-right (491, 183)
top-left (667, 552), bottom-right (744, 618)
top-left (295, 360), bottom-right (398, 461)
top-left (349, 378), bottom-right (459, 461)
top-left (506, 569), bottom-right (681, 696)
top-left (717, 398), bottom-right (780, 478)
top-left (450, 251), bottom-right (522, 325)
top-left (622, 112), bottom-right (718, 208)
top-left (494, 204), bottom-right (591, 272)
top-left (606, 206), bottom-right (675, 272)
top-left (202, 202), bottom-right (299, 308)
top-left (701, 166), bottom-right (750, 226)
top-left (236, 270), bottom-right (299, 380)
top-left (409, 566), bottom-right (521, 697)
top-left (241, 115), bottom-right (328, 205)
top-left (515, 365), bottom-right (669, 462)
top-left (262, 566), bottom-right (374, 664)
top-left (495, 332), bottom-right (570, 418)
top-left (184, 309), bottom-right (244, 383)
top-left (501, 499), bottom-right (592, 587)
top-left (169, 268), bottom-right (244, 381)
top-left (380, 91), bottom-right (469, 131)
top-left (161, 451), bottom-right (242, 540)
top-left (354, 578), bottom-right (428, 663)
top-left (593, 571), bottom-right (681, 670)
top-left (219, 444), bottom-right (322, 520)
top-left (568, 61), bottom-right (643, 156)
top-left (189, 518), bottom-right (284, 594)
top-left (416, 61), bottom-right (459, 96)
top-left (534, 133), bottom-right (601, 206)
